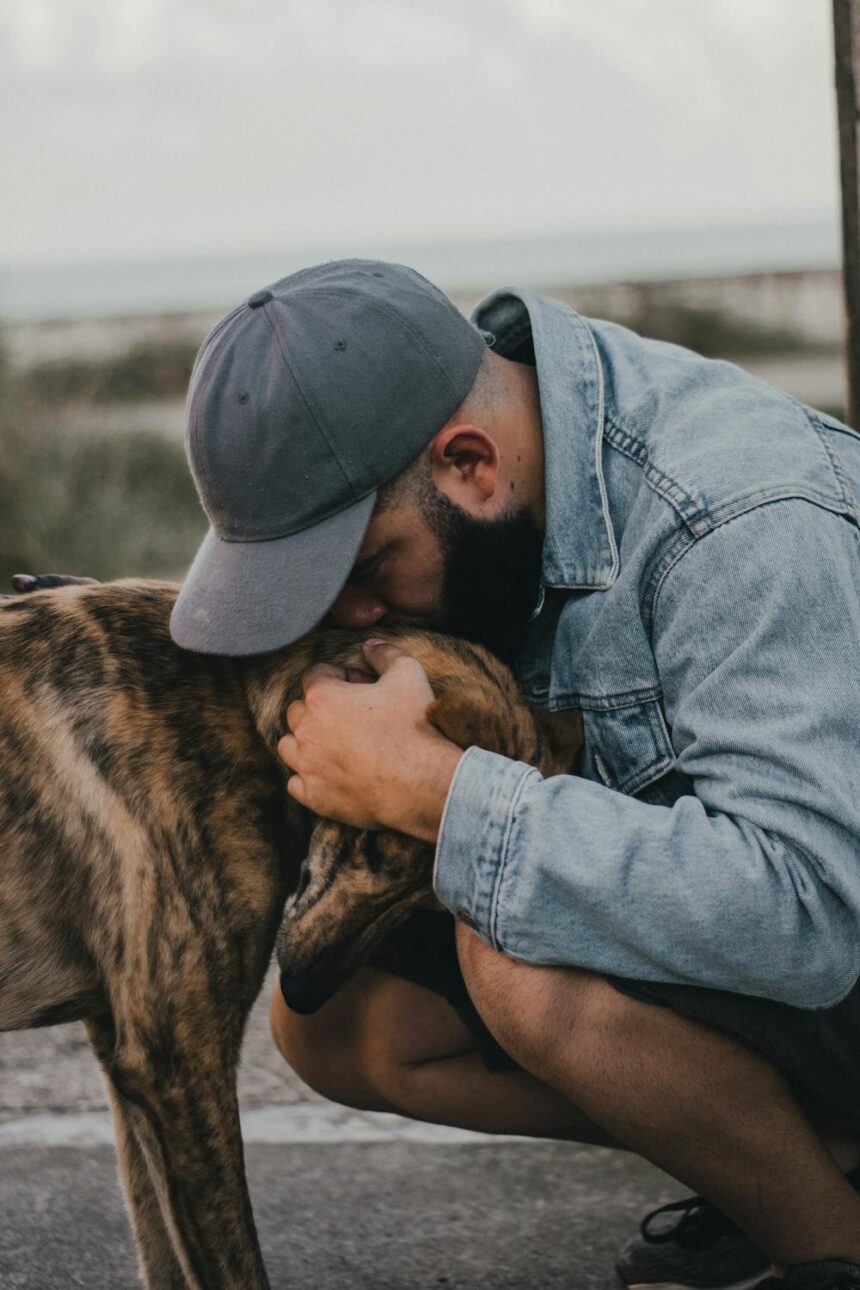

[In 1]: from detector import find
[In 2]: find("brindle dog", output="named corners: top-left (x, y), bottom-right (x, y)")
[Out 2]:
top-left (0, 578), bottom-right (581, 1290)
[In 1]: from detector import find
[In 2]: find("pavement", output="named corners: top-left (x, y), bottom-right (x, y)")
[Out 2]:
top-left (1, 970), bottom-right (681, 1289)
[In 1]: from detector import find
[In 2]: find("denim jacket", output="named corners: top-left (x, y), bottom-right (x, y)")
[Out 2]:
top-left (433, 287), bottom-right (860, 1009)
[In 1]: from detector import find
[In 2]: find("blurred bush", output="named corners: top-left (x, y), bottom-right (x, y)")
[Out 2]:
top-left (20, 339), bottom-right (199, 406)
top-left (0, 344), bottom-right (206, 587)
top-left (0, 288), bottom-right (844, 592)
top-left (616, 301), bottom-right (815, 358)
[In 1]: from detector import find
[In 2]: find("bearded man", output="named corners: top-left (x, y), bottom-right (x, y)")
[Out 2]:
top-left (31, 260), bottom-right (860, 1290)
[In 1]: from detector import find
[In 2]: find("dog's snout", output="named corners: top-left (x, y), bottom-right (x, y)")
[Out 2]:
top-left (279, 969), bottom-right (337, 1016)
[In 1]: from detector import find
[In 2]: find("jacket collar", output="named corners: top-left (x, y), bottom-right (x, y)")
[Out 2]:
top-left (472, 287), bottom-right (618, 591)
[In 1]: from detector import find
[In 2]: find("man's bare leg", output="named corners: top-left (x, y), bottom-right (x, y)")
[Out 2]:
top-left (270, 965), bottom-right (621, 1144)
top-left (271, 954), bottom-right (860, 1267)
top-left (455, 925), bottom-right (860, 1270)
top-left (270, 963), bottom-right (859, 1170)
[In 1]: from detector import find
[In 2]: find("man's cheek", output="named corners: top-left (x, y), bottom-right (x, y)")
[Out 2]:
top-left (386, 576), bottom-right (442, 620)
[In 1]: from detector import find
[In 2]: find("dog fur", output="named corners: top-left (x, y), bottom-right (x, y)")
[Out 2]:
top-left (275, 644), bottom-right (583, 1014)
top-left (0, 578), bottom-right (581, 1288)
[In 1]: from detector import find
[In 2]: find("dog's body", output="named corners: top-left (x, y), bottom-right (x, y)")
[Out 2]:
top-left (0, 579), bottom-right (580, 1289)
top-left (1, 580), bottom-right (311, 1288)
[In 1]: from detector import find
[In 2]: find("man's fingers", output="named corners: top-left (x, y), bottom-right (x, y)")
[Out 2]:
top-left (344, 665), bottom-right (374, 684)
top-left (363, 638), bottom-right (433, 696)
top-left (277, 733), bottom-right (300, 769)
top-left (286, 699), bottom-right (306, 732)
top-left (12, 573), bottom-right (99, 593)
top-left (362, 638), bottom-right (411, 676)
top-left (285, 774), bottom-right (308, 806)
top-left (301, 662), bottom-right (346, 695)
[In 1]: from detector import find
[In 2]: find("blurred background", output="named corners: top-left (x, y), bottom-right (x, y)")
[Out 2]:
top-left (0, 0), bottom-right (848, 587)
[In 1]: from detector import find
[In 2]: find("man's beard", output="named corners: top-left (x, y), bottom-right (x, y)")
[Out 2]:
top-left (423, 490), bottom-right (544, 665)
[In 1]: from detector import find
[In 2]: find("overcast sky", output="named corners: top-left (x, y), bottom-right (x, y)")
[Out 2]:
top-left (1, 0), bottom-right (841, 269)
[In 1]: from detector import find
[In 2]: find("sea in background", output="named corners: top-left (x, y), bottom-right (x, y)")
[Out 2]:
top-left (0, 219), bottom-right (841, 323)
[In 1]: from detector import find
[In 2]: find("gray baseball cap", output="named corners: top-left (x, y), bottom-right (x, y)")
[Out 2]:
top-left (169, 259), bottom-right (488, 655)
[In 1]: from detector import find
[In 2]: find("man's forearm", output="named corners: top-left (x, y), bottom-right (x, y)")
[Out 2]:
top-left (433, 747), bottom-right (860, 1009)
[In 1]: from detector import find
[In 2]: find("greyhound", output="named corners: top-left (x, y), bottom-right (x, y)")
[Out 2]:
top-left (0, 578), bottom-right (579, 1289)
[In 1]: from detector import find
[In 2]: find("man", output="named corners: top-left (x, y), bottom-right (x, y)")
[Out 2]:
top-left (33, 259), bottom-right (860, 1288)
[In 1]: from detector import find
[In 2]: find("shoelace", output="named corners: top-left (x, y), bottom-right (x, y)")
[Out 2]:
top-left (758, 1281), bottom-right (860, 1290)
top-left (639, 1196), bottom-right (741, 1252)
top-left (641, 1172), bottom-right (860, 1277)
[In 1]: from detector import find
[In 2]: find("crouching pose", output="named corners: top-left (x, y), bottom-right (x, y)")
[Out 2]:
top-left (261, 265), bottom-right (860, 1290)
top-left (35, 259), bottom-right (860, 1290)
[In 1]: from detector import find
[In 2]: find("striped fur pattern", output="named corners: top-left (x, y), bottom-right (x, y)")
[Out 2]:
top-left (0, 579), bottom-right (582, 1288)
top-left (275, 639), bottom-right (584, 1014)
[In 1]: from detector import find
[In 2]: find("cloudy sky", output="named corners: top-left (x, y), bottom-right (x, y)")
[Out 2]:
top-left (1, 0), bottom-right (841, 269)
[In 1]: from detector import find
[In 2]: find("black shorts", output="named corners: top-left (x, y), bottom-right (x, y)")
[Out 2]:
top-left (370, 910), bottom-right (860, 1132)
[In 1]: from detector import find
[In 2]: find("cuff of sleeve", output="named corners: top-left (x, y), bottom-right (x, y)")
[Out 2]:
top-left (433, 745), bottom-right (541, 948)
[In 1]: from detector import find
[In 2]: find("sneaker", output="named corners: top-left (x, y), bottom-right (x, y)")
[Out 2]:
top-left (616, 1168), bottom-right (860, 1290)
top-left (615, 1195), bottom-right (769, 1289)
top-left (756, 1260), bottom-right (860, 1289)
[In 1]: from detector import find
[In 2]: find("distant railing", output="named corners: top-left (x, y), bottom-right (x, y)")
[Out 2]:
top-left (834, 0), bottom-right (860, 427)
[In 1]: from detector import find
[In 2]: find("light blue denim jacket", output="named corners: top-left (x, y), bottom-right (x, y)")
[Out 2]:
top-left (433, 287), bottom-right (860, 1009)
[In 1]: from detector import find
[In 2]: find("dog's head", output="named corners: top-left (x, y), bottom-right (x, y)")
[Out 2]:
top-left (269, 629), bottom-right (582, 1014)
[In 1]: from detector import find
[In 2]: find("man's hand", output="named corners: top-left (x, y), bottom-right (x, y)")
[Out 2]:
top-left (4, 573), bottom-right (99, 599)
top-left (277, 640), bottom-right (463, 843)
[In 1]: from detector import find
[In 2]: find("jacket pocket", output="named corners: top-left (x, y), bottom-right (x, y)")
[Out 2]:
top-left (580, 696), bottom-right (676, 796)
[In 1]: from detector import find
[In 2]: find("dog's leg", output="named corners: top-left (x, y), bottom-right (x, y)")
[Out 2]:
top-left (104, 1016), bottom-right (269, 1290)
top-left (86, 1017), bottom-right (186, 1289)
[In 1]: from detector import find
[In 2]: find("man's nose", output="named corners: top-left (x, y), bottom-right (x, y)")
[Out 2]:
top-left (329, 585), bottom-right (389, 629)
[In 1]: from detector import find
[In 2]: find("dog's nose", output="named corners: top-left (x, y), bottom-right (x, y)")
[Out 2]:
top-left (279, 969), bottom-right (336, 1015)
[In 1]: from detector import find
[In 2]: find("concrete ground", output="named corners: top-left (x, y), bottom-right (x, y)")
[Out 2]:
top-left (1, 970), bottom-right (681, 1289)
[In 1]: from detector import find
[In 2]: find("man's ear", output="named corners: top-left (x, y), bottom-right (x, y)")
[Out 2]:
top-left (426, 685), bottom-right (520, 758)
top-left (429, 424), bottom-right (499, 503)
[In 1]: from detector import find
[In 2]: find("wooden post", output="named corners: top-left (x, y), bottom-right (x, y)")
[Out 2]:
top-left (834, 0), bottom-right (860, 427)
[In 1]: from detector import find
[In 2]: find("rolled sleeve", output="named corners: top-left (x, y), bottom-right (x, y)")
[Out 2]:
top-left (433, 746), bottom-right (539, 945)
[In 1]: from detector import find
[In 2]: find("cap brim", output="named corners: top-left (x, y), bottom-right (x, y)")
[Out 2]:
top-left (169, 492), bottom-right (376, 656)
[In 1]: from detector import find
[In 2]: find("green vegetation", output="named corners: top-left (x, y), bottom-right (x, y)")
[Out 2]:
top-left (610, 300), bottom-right (818, 358)
top-left (0, 346), bottom-right (205, 587)
top-left (0, 290), bottom-right (845, 593)
top-left (568, 280), bottom-right (838, 359)
top-left (20, 338), bottom-right (199, 406)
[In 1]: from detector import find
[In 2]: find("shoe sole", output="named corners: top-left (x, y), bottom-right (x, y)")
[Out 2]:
top-left (621, 1276), bottom-right (767, 1290)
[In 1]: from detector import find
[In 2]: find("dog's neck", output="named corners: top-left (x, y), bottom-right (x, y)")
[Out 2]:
top-left (239, 628), bottom-right (372, 755)
top-left (240, 639), bottom-right (317, 754)
top-left (238, 627), bottom-right (583, 777)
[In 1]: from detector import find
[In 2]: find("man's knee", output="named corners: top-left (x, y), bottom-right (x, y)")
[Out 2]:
top-left (269, 965), bottom-right (478, 1113)
top-left (455, 922), bottom-right (634, 1073)
top-left (269, 971), bottom-right (387, 1111)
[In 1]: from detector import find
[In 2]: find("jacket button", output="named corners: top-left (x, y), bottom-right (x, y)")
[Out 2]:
top-left (456, 907), bottom-right (478, 930)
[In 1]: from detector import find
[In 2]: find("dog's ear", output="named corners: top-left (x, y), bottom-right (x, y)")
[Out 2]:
top-left (427, 684), bottom-right (524, 759)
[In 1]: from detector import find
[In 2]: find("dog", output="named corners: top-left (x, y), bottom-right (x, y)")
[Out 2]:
top-left (0, 578), bottom-right (581, 1289)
